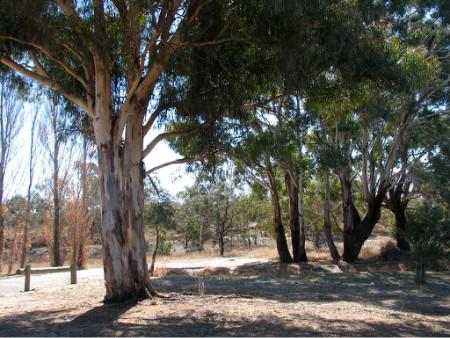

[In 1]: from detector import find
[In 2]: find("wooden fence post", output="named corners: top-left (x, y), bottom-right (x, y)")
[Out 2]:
top-left (24, 264), bottom-right (31, 292)
top-left (70, 263), bottom-right (77, 284)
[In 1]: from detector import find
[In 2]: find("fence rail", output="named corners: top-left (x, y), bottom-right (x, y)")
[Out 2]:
top-left (18, 264), bottom-right (78, 292)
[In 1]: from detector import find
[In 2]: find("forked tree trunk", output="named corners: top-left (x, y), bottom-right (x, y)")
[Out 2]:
top-left (340, 173), bottom-right (385, 262)
top-left (323, 173), bottom-right (340, 261)
top-left (267, 165), bottom-right (292, 263)
top-left (95, 112), bottom-right (154, 302)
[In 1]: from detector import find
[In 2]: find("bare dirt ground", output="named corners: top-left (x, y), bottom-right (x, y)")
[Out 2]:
top-left (0, 258), bottom-right (449, 337)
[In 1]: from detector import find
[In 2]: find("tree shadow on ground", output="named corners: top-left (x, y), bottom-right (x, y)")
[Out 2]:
top-left (0, 303), bottom-right (448, 336)
top-left (153, 262), bottom-right (450, 317)
top-left (1, 262), bottom-right (449, 336)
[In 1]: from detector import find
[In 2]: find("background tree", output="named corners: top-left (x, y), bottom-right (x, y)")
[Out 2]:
top-left (406, 202), bottom-right (449, 284)
top-left (145, 180), bottom-right (175, 275)
top-left (0, 74), bottom-right (23, 272)
top-left (40, 97), bottom-right (74, 267)
top-left (0, 0), bottom-right (255, 301)
top-left (19, 109), bottom-right (38, 268)
top-left (4, 195), bottom-right (26, 274)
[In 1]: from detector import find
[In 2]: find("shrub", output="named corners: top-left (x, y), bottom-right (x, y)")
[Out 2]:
top-left (405, 202), bottom-right (450, 284)
top-left (157, 237), bottom-right (173, 256)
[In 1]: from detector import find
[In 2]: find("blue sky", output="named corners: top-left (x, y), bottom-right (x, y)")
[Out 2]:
top-left (5, 102), bottom-right (195, 200)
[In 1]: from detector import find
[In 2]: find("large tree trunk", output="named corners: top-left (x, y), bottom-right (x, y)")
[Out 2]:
top-left (285, 172), bottom-right (307, 262)
top-left (95, 112), bottom-right (154, 302)
top-left (339, 172), bottom-right (378, 263)
top-left (323, 172), bottom-right (340, 261)
top-left (340, 173), bottom-right (385, 262)
top-left (267, 166), bottom-right (292, 263)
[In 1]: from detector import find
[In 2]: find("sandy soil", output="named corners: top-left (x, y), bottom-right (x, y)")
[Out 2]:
top-left (0, 260), bottom-right (449, 337)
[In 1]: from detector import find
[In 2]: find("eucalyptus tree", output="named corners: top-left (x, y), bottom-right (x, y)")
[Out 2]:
top-left (309, 38), bottom-right (445, 262)
top-left (40, 97), bottom-right (75, 266)
top-left (19, 109), bottom-right (39, 268)
top-left (0, 0), bottom-right (250, 301)
top-left (0, 73), bottom-right (23, 272)
top-left (384, 11), bottom-right (450, 251)
top-left (144, 181), bottom-right (175, 275)
top-left (232, 129), bottom-right (293, 263)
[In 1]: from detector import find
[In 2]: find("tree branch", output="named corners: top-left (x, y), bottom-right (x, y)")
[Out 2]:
top-left (0, 35), bottom-right (88, 90)
top-left (146, 157), bottom-right (199, 175)
top-left (143, 102), bottom-right (178, 136)
top-left (142, 129), bottom-right (193, 159)
top-left (0, 55), bottom-right (89, 114)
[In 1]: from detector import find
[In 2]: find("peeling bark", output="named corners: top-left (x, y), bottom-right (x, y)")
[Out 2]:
top-left (95, 110), bottom-right (155, 302)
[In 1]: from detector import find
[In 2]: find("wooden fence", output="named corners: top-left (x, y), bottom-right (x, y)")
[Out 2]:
top-left (17, 264), bottom-right (78, 292)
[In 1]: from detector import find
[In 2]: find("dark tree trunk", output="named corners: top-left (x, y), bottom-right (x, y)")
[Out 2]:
top-left (285, 172), bottom-right (307, 262)
top-left (340, 173), bottom-right (385, 263)
top-left (218, 233), bottom-right (224, 256)
top-left (323, 173), bottom-right (340, 261)
top-left (385, 186), bottom-right (410, 251)
top-left (267, 166), bottom-right (292, 263)
top-left (394, 207), bottom-right (410, 251)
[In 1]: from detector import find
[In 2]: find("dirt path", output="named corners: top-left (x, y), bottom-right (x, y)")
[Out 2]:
top-left (0, 261), bottom-right (449, 336)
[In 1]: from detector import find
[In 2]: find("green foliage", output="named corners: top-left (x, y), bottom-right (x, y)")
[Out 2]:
top-left (156, 236), bottom-right (173, 256)
top-left (144, 183), bottom-right (176, 233)
top-left (5, 195), bottom-right (27, 227)
top-left (406, 202), bottom-right (450, 263)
